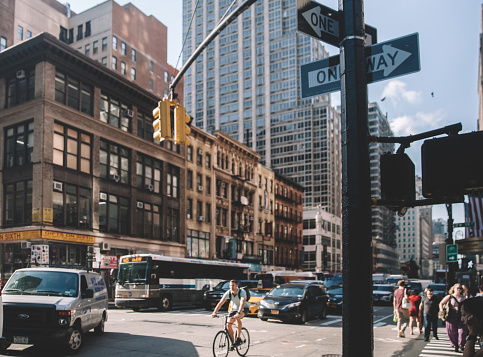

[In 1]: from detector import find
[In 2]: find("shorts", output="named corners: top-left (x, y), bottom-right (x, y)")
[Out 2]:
top-left (229, 308), bottom-right (249, 317)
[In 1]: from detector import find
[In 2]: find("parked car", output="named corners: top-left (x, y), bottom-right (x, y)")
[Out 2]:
top-left (203, 280), bottom-right (259, 310)
top-left (327, 286), bottom-right (343, 314)
top-left (246, 288), bottom-right (271, 316)
top-left (373, 284), bottom-right (395, 305)
top-left (324, 274), bottom-right (342, 289)
top-left (258, 282), bottom-right (328, 323)
top-left (1, 267), bottom-right (108, 354)
top-left (427, 283), bottom-right (446, 299)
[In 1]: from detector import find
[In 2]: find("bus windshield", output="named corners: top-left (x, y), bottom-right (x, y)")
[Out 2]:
top-left (118, 262), bottom-right (147, 284)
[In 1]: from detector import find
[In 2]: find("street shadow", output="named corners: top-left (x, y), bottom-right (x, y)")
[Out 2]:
top-left (0, 331), bottom-right (199, 357)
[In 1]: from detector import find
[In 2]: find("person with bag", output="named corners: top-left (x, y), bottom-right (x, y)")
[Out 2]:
top-left (439, 283), bottom-right (468, 352)
top-left (420, 287), bottom-right (440, 341)
top-left (394, 280), bottom-right (410, 338)
top-left (460, 296), bottom-right (483, 357)
top-left (408, 289), bottom-right (422, 335)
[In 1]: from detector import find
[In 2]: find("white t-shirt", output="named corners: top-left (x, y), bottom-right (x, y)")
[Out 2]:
top-left (222, 288), bottom-right (247, 312)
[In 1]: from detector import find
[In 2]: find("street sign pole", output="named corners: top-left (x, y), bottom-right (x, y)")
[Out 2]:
top-left (445, 204), bottom-right (457, 293)
top-left (340, 0), bottom-right (373, 356)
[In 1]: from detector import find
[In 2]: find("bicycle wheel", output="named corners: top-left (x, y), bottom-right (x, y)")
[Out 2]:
top-left (213, 330), bottom-right (230, 357)
top-left (235, 328), bottom-right (250, 356)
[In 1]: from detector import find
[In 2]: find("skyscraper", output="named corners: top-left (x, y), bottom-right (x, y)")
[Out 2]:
top-left (182, 0), bottom-right (341, 215)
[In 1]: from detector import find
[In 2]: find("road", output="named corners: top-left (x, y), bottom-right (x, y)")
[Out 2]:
top-left (0, 305), bottom-right (461, 357)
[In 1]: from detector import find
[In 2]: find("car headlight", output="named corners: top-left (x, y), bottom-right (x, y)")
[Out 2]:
top-left (260, 300), bottom-right (269, 308)
top-left (284, 301), bottom-right (301, 310)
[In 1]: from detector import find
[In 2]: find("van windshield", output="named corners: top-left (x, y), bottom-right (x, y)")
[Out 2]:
top-left (3, 271), bottom-right (78, 297)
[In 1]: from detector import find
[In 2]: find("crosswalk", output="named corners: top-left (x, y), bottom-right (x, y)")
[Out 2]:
top-left (419, 333), bottom-right (480, 356)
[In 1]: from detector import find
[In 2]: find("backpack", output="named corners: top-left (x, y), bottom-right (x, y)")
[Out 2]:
top-left (229, 287), bottom-right (251, 303)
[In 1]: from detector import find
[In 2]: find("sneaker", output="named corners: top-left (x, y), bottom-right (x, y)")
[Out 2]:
top-left (424, 338), bottom-right (429, 342)
top-left (235, 338), bottom-right (242, 346)
top-left (398, 331), bottom-right (405, 338)
top-left (434, 336), bottom-right (439, 340)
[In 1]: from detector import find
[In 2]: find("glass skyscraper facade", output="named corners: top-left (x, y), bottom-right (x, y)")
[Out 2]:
top-left (182, 0), bottom-right (341, 215)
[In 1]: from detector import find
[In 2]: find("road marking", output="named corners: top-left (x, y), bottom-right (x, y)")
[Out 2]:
top-left (295, 344), bottom-right (307, 349)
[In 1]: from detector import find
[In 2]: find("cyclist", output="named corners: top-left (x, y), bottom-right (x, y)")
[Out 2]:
top-left (212, 280), bottom-right (247, 348)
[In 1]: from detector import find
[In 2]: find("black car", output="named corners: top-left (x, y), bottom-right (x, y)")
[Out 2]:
top-left (257, 283), bottom-right (328, 323)
top-left (327, 286), bottom-right (343, 314)
top-left (203, 280), bottom-right (258, 310)
top-left (427, 283), bottom-right (446, 300)
top-left (406, 281), bottom-right (423, 296)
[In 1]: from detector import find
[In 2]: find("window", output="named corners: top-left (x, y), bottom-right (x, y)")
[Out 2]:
top-left (205, 154), bottom-right (211, 168)
top-left (100, 93), bottom-right (132, 132)
top-left (187, 199), bottom-right (193, 218)
top-left (93, 40), bottom-right (98, 54)
top-left (197, 150), bottom-right (203, 165)
top-left (121, 42), bottom-right (126, 55)
top-left (206, 177), bottom-right (211, 195)
top-left (4, 121), bottom-right (34, 168)
top-left (206, 203), bottom-right (211, 222)
top-left (102, 57), bottom-right (107, 66)
top-left (112, 36), bottom-right (117, 50)
top-left (77, 24), bottom-right (83, 41)
top-left (59, 27), bottom-right (68, 43)
top-left (187, 230), bottom-right (210, 258)
top-left (99, 193), bottom-right (129, 234)
top-left (167, 165), bottom-right (179, 198)
top-left (54, 70), bottom-right (93, 115)
top-left (197, 201), bottom-right (203, 218)
top-left (132, 49), bottom-right (136, 61)
top-left (85, 21), bottom-right (91, 37)
top-left (1, 36), bottom-right (6, 51)
top-left (121, 62), bottom-right (126, 75)
top-left (100, 140), bottom-right (130, 184)
top-left (131, 68), bottom-right (136, 81)
top-left (149, 79), bottom-right (153, 91)
top-left (136, 154), bottom-right (162, 193)
top-left (26, 30), bottom-right (32, 39)
top-left (166, 208), bottom-right (180, 242)
top-left (53, 182), bottom-right (91, 229)
top-left (18, 26), bottom-right (23, 40)
top-left (6, 68), bottom-right (35, 108)
top-left (149, 61), bottom-right (153, 72)
top-left (3, 180), bottom-right (32, 227)
top-left (164, 71), bottom-right (169, 82)
top-left (136, 111), bottom-right (153, 142)
top-left (102, 37), bottom-right (108, 51)
top-left (187, 170), bottom-right (193, 189)
top-left (112, 56), bottom-right (117, 70)
top-left (85, 44), bottom-right (90, 56)
top-left (135, 202), bottom-right (161, 239)
top-left (187, 146), bottom-right (193, 161)
top-left (53, 122), bottom-right (92, 174)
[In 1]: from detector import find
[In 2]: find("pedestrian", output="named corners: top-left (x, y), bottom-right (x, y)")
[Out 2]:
top-left (475, 284), bottom-right (483, 297)
top-left (393, 280), bottom-right (410, 338)
top-left (408, 289), bottom-right (422, 335)
top-left (460, 296), bottom-right (483, 357)
top-left (420, 287), bottom-right (440, 342)
top-left (440, 283), bottom-right (468, 353)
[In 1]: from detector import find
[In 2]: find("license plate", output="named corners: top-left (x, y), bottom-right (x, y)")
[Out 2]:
top-left (14, 336), bottom-right (29, 344)
top-left (271, 310), bottom-right (279, 315)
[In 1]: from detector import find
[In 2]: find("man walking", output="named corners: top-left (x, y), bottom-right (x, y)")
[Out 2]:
top-left (394, 280), bottom-right (410, 337)
top-left (420, 287), bottom-right (440, 341)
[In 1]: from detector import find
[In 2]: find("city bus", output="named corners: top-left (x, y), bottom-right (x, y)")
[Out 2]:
top-left (255, 271), bottom-right (316, 288)
top-left (115, 254), bottom-right (249, 311)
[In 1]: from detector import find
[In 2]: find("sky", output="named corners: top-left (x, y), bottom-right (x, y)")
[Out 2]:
top-left (65, 0), bottom-right (482, 238)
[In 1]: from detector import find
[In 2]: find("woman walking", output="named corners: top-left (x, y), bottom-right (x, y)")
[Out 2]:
top-left (439, 283), bottom-right (468, 352)
top-left (408, 289), bottom-right (422, 334)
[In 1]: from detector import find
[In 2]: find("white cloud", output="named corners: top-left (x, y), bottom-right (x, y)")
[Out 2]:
top-left (381, 80), bottom-right (422, 105)
top-left (390, 110), bottom-right (446, 136)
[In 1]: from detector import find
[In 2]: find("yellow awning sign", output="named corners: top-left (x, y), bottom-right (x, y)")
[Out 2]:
top-left (0, 230), bottom-right (95, 244)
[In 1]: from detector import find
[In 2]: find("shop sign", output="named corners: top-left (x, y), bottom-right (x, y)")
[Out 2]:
top-left (0, 230), bottom-right (41, 241)
top-left (30, 244), bottom-right (49, 265)
top-left (43, 208), bottom-right (53, 225)
top-left (100, 255), bottom-right (118, 269)
top-left (263, 235), bottom-right (271, 241)
top-left (41, 230), bottom-right (95, 244)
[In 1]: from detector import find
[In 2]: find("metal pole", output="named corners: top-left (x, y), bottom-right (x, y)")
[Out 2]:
top-left (340, 0), bottom-right (373, 356)
top-left (446, 204), bottom-right (457, 289)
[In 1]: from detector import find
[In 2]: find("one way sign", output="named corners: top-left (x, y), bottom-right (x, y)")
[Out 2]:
top-left (300, 33), bottom-right (420, 99)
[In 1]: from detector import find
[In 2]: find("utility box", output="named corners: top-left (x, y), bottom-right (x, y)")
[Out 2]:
top-left (380, 153), bottom-right (415, 203)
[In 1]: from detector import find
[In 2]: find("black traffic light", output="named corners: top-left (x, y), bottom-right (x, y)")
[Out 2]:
top-left (421, 131), bottom-right (483, 198)
top-left (380, 153), bottom-right (415, 203)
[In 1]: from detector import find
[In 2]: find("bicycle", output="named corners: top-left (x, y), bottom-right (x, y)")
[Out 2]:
top-left (212, 314), bottom-right (250, 357)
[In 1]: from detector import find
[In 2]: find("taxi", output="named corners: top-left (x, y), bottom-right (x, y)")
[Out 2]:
top-left (246, 288), bottom-right (271, 316)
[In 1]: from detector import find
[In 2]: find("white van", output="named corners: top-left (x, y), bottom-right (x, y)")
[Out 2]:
top-left (1, 268), bottom-right (108, 353)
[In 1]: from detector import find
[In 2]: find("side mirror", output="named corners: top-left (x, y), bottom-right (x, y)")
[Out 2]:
top-left (82, 288), bottom-right (94, 299)
top-left (202, 284), bottom-right (210, 291)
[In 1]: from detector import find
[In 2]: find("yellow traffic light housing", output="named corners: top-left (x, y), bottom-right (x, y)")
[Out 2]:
top-left (174, 104), bottom-right (193, 145)
top-left (152, 99), bottom-right (173, 142)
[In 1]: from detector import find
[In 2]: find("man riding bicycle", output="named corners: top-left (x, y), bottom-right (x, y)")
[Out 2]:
top-left (212, 280), bottom-right (247, 348)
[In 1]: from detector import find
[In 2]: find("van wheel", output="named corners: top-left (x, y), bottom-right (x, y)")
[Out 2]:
top-left (299, 310), bottom-right (308, 324)
top-left (94, 315), bottom-right (106, 335)
top-left (160, 295), bottom-right (172, 311)
top-left (66, 325), bottom-right (83, 353)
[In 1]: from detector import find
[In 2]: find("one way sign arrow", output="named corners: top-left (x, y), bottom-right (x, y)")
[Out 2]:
top-left (300, 33), bottom-right (420, 99)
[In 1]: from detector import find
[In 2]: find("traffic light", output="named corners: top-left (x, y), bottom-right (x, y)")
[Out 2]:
top-left (174, 104), bottom-right (193, 145)
top-left (152, 99), bottom-right (173, 142)
top-left (380, 153), bottom-right (415, 203)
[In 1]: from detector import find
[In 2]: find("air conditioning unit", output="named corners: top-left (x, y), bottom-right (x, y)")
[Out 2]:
top-left (198, 149), bottom-right (203, 155)
top-left (123, 109), bottom-right (133, 118)
top-left (21, 241), bottom-right (31, 249)
top-left (110, 174), bottom-right (120, 182)
top-left (197, 185), bottom-right (203, 192)
top-left (259, 206), bottom-right (264, 211)
top-left (198, 216), bottom-right (205, 222)
top-left (100, 192), bottom-right (107, 201)
top-left (16, 70), bottom-right (26, 79)
top-left (187, 214), bottom-right (191, 219)
top-left (136, 201), bottom-right (144, 209)
top-left (145, 184), bottom-right (154, 191)
top-left (99, 242), bottom-right (111, 251)
top-left (53, 181), bottom-right (63, 191)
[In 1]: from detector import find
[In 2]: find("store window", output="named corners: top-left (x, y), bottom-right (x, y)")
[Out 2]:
top-left (100, 139), bottom-right (130, 185)
top-left (135, 202), bottom-right (161, 239)
top-left (3, 180), bottom-right (32, 227)
top-left (6, 68), bottom-right (35, 108)
top-left (100, 93), bottom-right (132, 132)
top-left (50, 243), bottom-right (87, 267)
top-left (52, 182), bottom-right (91, 229)
top-left (166, 208), bottom-right (180, 242)
top-left (136, 154), bottom-right (162, 193)
top-left (4, 121), bottom-right (34, 168)
top-left (187, 230), bottom-right (210, 258)
top-left (54, 70), bottom-right (93, 115)
top-left (99, 193), bottom-right (129, 234)
top-left (136, 111), bottom-right (154, 142)
top-left (53, 122), bottom-right (92, 174)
